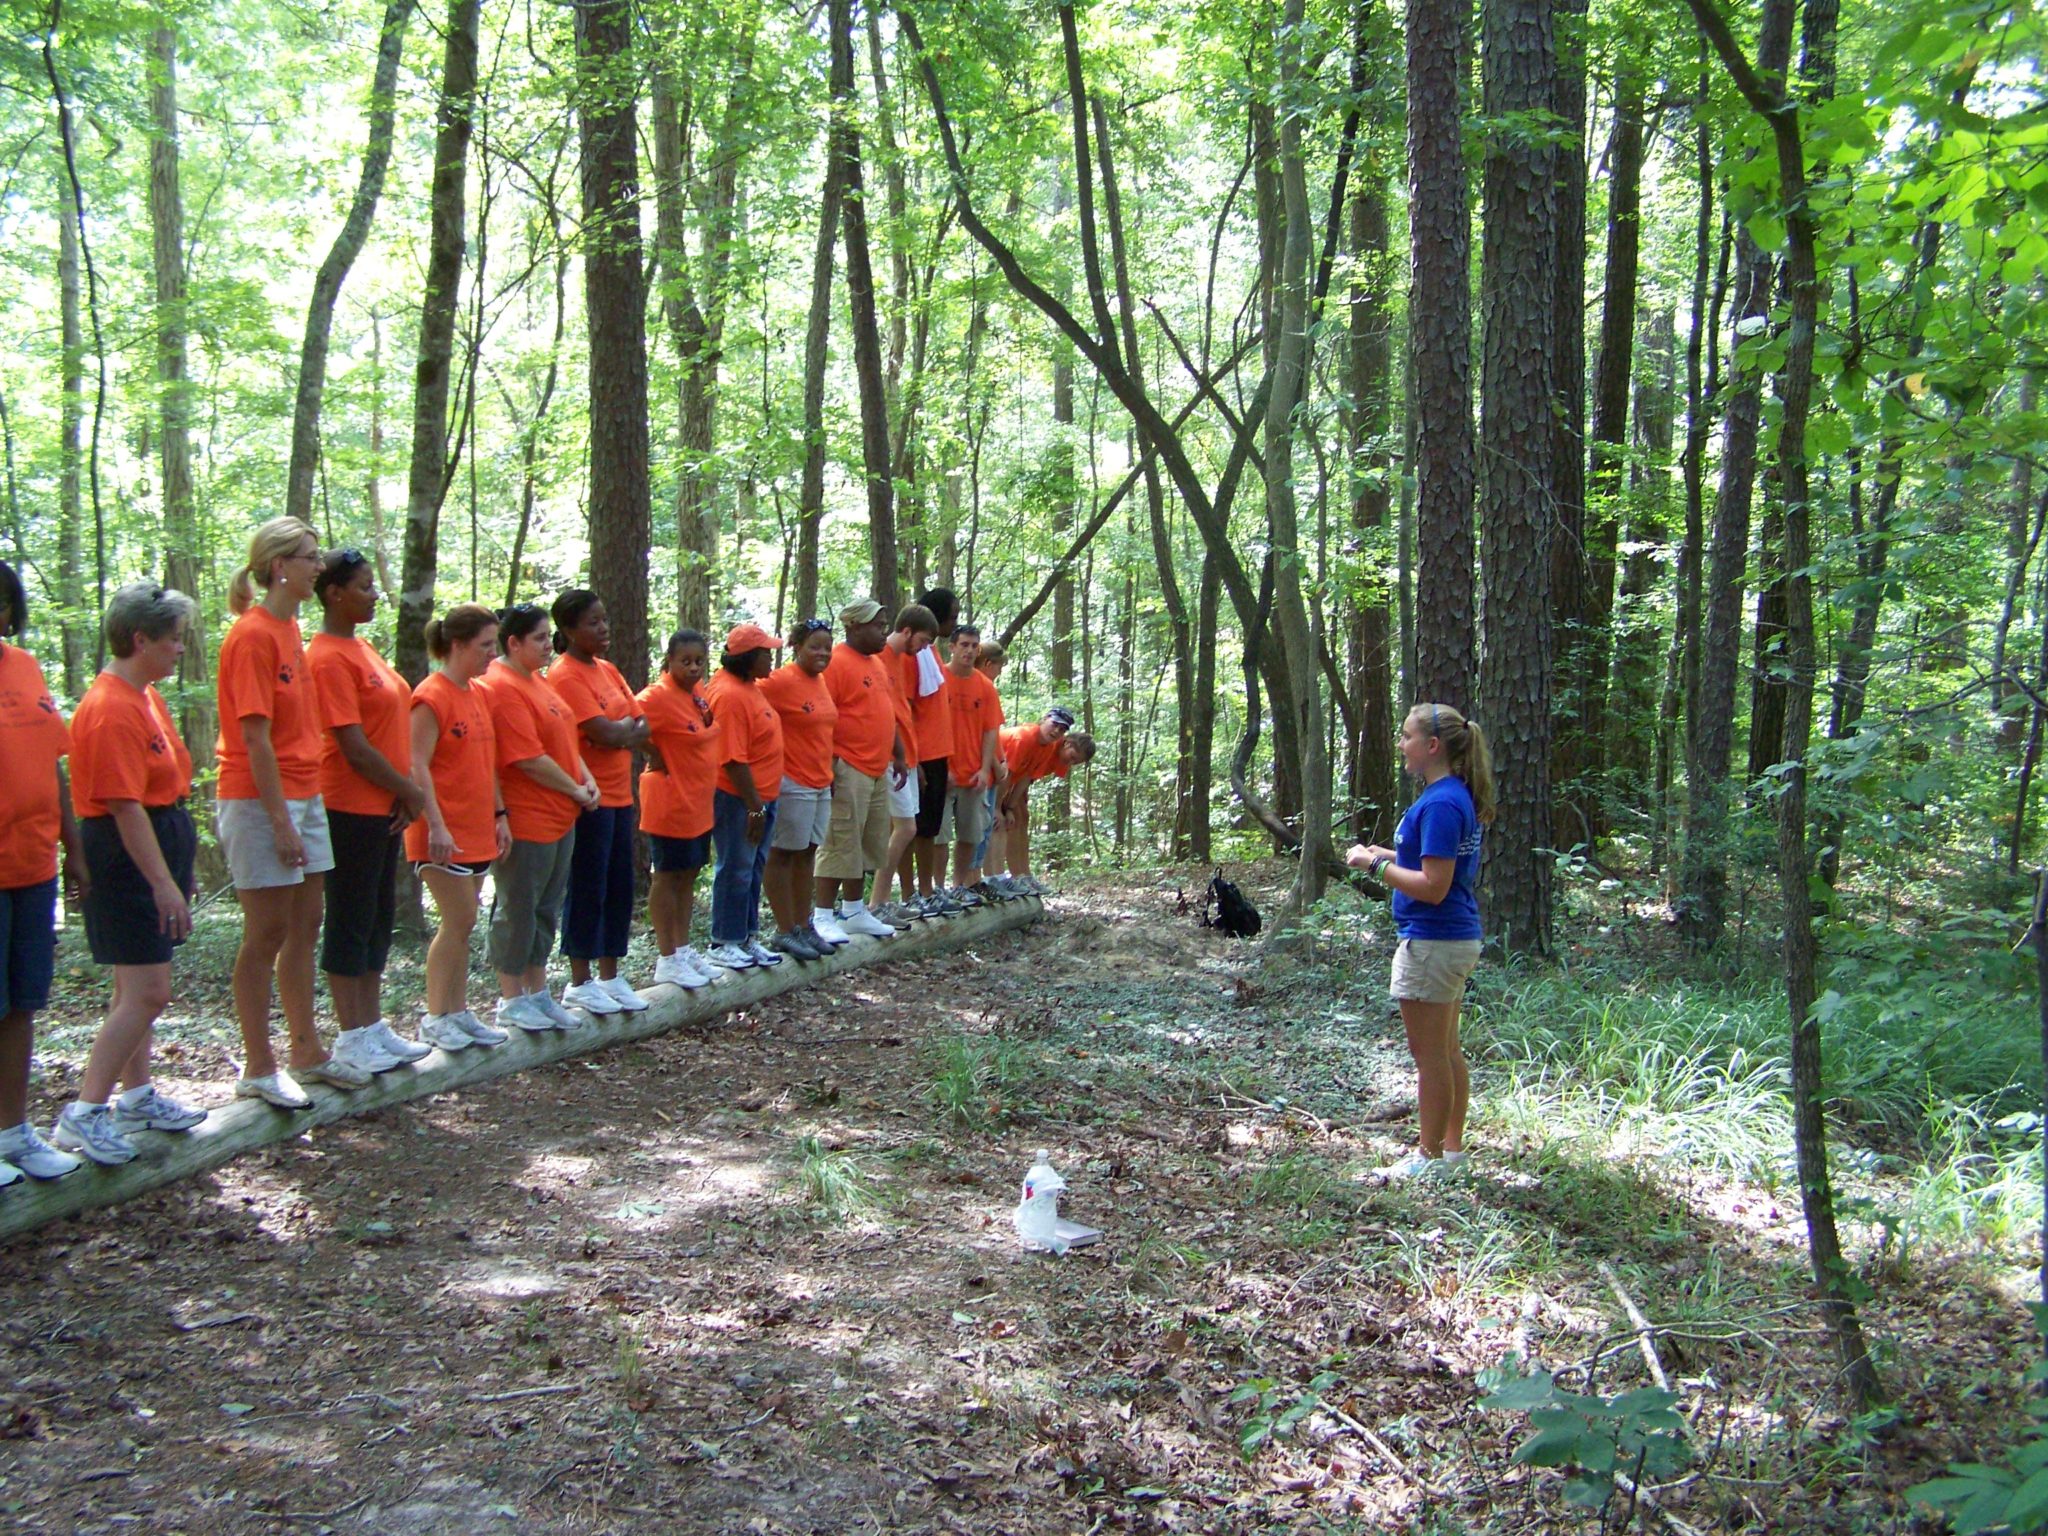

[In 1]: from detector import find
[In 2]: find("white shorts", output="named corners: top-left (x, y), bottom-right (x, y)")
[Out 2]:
top-left (217, 794), bottom-right (336, 889)
top-left (888, 766), bottom-right (919, 820)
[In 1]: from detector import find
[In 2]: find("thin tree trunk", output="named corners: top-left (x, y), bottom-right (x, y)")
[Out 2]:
top-left (285, 0), bottom-right (412, 529)
top-left (1548, 0), bottom-right (1593, 846)
top-left (1615, 307), bottom-right (1673, 799)
top-left (575, 0), bottom-right (652, 687)
top-left (1348, 152), bottom-right (1397, 846)
top-left (832, 0), bottom-right (898, 612)
top-left (1479, 0), bottom-right (1559, 956)
top-left (56, 175), bottom-right (84, 696)
top-left (1994, 370), bottom-right (2041, 739)
top-left (1049, 177), bottom-right (1077, 830)
top-left (793, 86), bottom-right (848, 625)
top-left (148, 24), bottom-right (213, 766)
top-left (1191, 549), bottom-right (1220, 862)
top-left (395, 0), bottom-right (479, 685)
top-left (1407, 0), bottom-right (1477, 706)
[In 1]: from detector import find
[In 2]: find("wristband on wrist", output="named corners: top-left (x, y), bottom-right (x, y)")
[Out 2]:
top-left (1372, 855), bottom-right (1392, 877)
top-left (494, 809), bottom-right (509, 819)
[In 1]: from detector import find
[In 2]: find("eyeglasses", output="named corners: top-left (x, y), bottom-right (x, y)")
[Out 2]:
top-left (502, 603), bottom-right (543, 619)
top-left (797, 618), bottom-right (831, 634)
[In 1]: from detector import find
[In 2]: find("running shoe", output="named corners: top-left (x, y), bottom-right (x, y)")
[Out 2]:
top-left (600, 977), bottom-right (650, 1012)
top-left (452, 1010), bottom-right (510, 1046)
top-left (331, 1028), bottom-right (407, 1075)
top-left (562, 981), bottom-right (624, 1016)
top-left (234, 1072), bottom-right (313, 1111)
top-left (366, 1020), bottom-right (433, 1064)
top-left (745, 939), bottom-right (785, 967)
top-left (51, 1104), bottom-right (137, 1166)
top-left (704, 942), bottom-right (756, 971)
top-left (420, 1013), bottom-right (476, 1052)
top-left (0, 1122), bottom-right (80, 1178)
top-left (111, 1086), bottom-right (206, 1133)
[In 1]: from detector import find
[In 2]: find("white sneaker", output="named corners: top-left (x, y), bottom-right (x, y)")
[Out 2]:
top-left (0, 1122), bottom-right (83, 1178)
top-left (0, 1159), bottom-right (20, 1189)
top-left (111, 1085), bottom-right (206, 1133)
top-left (1382, 1152), bottom-right (1447, 1182)
top-left (497, 994), bottom-right (555, 1033)
top-left (367, 1020), bottom-right (432, 1063)
top-left (532, 990), bottom-right (586, 1029)
top-left (677, 946), bottom-right (720, 983)
top-left (453, 1009), bottom-right (510, 1046)
top-left (51, 1104), bottom-right (137, 1166)
top-left (561, 981), bottom-right (623, 1016)
top-left (331, 1028), bottom-right (406, 1075)
top-left (811, 912), bottom-right (850, 946)
top-left (655, 951), bottom-right (708, 989)
top-left (601, 976), bottom-right (649, 1012)
top-left (420, 1013), bottom-right (474, 1051)
top-left (234, 1072), bottom-right (313, 1111)
top-left (704, 942), bottom-right (756, 971)
top-left (838, 905), bottom-right (896, 939)
top-left (745, 939), bottom-right (784, 967)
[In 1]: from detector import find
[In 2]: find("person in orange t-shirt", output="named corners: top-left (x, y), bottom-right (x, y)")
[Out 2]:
top-left (51, 581), bottom-right (206, 1169)
top-left (759, 619), bottom-right (838, 960)
top-left (875, 604), bottom-right (939, 923)
top-left (406, 603), bottom-right (512, 1053)
top-left (215, 517), bottom-right (355, 1111)
top-left (995, 709), bottom-right (1095, 893)
top-left (638, 629), bottom-right (722, 988)
top-left (546, 590), bottom-right (650, 1016)
top-left (478, 602), bottom-right (601, 1034)
top-left (939, 624), bottom-right (1004, 894)
top-left (0, 561), bottom-right (87, 1184)
top-left (813, 599), bottom-right (907, 944)
top-left (703, 624), bottom-right (785, 969)
top-left (308, 549), bottom-right (428, 1075)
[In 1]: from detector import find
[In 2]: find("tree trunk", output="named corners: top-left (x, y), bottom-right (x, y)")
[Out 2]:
top-left (1993, 370), bottom-right (2041, 739)
top-left (1612, 306), bottom-right (1673, 796)
top-left (395, 0), bottom-right (479, 686)
top-left (1191, 549), bottom-right (1220, 862)
top-left (1407, 0), bottom-right (1477, 708)
top-left (792, 73), bottom-right (848, 626)
top-left (1478, 0), bottom-right (1559, 957)
top-left (56, 174), bottom-right (85, 697)
top-left (1348, 160), bottom-right (1397, 846)
top-left (830, 0), bottom-right (898, 613)
top-left (147, 25), bottom-right (212, 762)
top-left (575, 0), bottom-right (653, 688)
top-left (1049, 178), bottom-right (1077, 830)
top-left (1688, 0), bottom-right (1881, 1413)
top-left (285, 0), bottom-right (411, 531)
top-left (1547, 0), bottom-right (1593, 847)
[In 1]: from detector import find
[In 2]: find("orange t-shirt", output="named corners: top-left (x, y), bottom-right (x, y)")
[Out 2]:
top-left (307, 633), bottom-right (414, 816)
top-left (479, 658), bottom-right (584, 842)
top-left (638, 675), bottom-right (721, 839)
top-left (761, 664), bottom-right (838, 790)
top-left (215, 607), bottom-right (322, 800)
top-left (883, 648), bottom-right (919, 765)
top-left (903, 649), bottom-right (950, 765)
top-left (70, 673), bottom-right (191, 818)
top-left (404, 671), bottom-right (499, 866)
top-left (823, 644), bottom-right (896, 777)
top-left (0, 645), bottom-right (71, 887)
top-left (547, 654), bottom-right (642, 809)
top-left (1002, 725), bottom-right (1071, 785)
top-left (704, 670), bottom-right (784, 802)
top-left (944, 667), bottom-right (1004, 784)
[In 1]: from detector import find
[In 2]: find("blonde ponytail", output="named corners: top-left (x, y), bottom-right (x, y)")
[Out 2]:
top-left (228, 516), bottom-right (319, 615)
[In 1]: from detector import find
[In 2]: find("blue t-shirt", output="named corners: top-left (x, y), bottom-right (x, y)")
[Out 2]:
top-left (1391, 776), bottom-right (1483, 941)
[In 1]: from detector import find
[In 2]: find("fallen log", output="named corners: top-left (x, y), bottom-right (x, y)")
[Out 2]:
top-left (0, 896), bottom-right (1047, 1243)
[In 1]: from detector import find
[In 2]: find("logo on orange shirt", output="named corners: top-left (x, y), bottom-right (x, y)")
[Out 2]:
top-left (278, 664), bottom-right (296, 684)
top-left (450, 720), bottom-right (469, 739)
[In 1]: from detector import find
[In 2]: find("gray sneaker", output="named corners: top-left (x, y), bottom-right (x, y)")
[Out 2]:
top-left (301, 1057), bottom-right (373, 1091)
top-left (497, 993), bottom-right (555, 1033)
top-left (531, 991), bottom-right (586, 1030)
top-left (420, 1013), bottom-right (475, 1052)
top-left (873, 901), bottom-right (917, 929)
top-left (0, 1122), bottom-right (80, 1179)
top-left (110, 1086), bottom-right (206, 1133)
top-left (950, 884), bottom-right (984, 909)
top-left (366, 1020), bottom-right (432, 1064)
top-left (52, 1104), bottom-right (137, 1166)
top-left (925, 891), bottom-right (963, 916)
top-left (453, 1009), bottom-right (510, 1046)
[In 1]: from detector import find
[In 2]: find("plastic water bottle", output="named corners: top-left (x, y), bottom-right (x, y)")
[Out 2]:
top-left (1014, 1149), bottom-right (1069, 1254)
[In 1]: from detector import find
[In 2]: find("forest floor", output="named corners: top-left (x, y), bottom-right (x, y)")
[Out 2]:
top-left (0, 863), bottom-right (2036, 1534)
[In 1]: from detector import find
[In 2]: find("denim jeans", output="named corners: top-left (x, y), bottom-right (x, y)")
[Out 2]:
top-left (562, 802), bottom-right (636, 959)
top-left (710, 789), bottom-right (776, 944)
top-left (970, 785), bottom-right (999, 871)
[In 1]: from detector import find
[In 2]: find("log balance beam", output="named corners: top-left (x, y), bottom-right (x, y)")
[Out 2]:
top-left (0, 896), bottom-right (1048, 1244)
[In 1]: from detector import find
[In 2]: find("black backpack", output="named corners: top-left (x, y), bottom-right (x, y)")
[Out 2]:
top-left (1204, 868), bottom-right (1262, 938)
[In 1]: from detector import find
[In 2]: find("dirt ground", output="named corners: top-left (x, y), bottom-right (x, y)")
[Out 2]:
top-left (0, 868), bottom-right (2033, 1534)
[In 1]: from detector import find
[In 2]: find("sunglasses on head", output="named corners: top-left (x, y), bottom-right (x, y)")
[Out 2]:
top-left (797, 617), bottom-right (831, 634)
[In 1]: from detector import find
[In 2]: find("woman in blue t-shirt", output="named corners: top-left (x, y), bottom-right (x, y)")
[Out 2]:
top-left (1346, 702), bottom-right (1495, 1180)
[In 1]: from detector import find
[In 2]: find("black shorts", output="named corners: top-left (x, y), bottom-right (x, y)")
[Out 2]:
top-left (321, 809), bottom-right (400, 976)
top-left (650, 831), bottom-right (711, 873)
top-left (82, 808), bottom-right (197, 967)
top-left (914, 758), bottom-right (949, 840)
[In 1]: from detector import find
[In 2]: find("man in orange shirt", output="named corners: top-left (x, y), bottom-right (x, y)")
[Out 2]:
top-left (813, 598), bottom-right (908, 943)
top-left (938, 624), bottom-right (1003, 901)
top-left (993, 708), bottom-right (1095, 896)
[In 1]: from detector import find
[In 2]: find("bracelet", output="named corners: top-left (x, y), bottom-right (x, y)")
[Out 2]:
top-left (494, 809), bottom-right (509, 819)
top-left (1372, 855), bottom-right (1392, 877)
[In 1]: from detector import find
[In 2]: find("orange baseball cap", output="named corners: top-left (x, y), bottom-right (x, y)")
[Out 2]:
top-left (725, 622), bottom-right (784, 653)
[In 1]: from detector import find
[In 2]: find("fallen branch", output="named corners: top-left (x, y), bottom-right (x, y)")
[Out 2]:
top-left (1326, 1402), bottom-right (1423, 1488)
top-left (0, 898), bottom-right (1046, 1244)
top-left (471, 1384), bottom-right (580, 1403)
top-left (1597, 1261), bottom-right (1671, 1392)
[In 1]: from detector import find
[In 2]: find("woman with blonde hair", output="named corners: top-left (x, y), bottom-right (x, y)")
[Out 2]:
top-left (1348, 702), bottom-right (1495, 1180)
top-left (216, 517), bottom-right (358, 1109)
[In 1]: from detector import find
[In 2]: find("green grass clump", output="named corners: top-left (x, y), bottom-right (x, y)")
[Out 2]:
top-left (924, 1033), bottom-right (1037, 1130)
top-left (793, 1135), bottom-right (882, 1220)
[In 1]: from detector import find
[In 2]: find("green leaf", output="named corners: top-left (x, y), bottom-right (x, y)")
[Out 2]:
top-left (1747, 210), bottom-right (1787, 251)
top-left (1481, 1372), bottom-right (1560, 1412)
top-left (2004, 1466), bottom-right (2048, 1530)
top-left (1563, 1473), bottom-right (1614, 1509)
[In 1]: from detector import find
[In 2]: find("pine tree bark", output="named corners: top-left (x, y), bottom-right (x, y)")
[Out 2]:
top-left (1478, 0), bottom-right (1559, 956)
top-left (1348, 158), bottom-right (1397, 845)
top-left (574, 0), bottom-right (652, 688)
top-left (395, 0), bottom-right (478, 686)
top-left (147, 25), bottom-right (211, 762)
top-left (1407, 0), bottom-right (1477, 707)
top-left (285, 0), bottom-right (411, 531)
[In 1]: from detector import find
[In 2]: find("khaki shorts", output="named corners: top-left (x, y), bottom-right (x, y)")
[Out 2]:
top-left (1389, 938), bottom-right (1482, 1005)
top-left (217, 794), bottom-right (337, 889)
top-left (937, 782), bottom-right (991, 847)
top-left (817, 759), bottom-right (891, 878)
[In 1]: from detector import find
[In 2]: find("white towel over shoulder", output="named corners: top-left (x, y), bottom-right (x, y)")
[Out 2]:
top-left (915, 646), bottom-right (946, 698)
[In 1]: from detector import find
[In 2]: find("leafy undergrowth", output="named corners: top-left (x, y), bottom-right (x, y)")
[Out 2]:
top-left (0, 862), bottom-right (2035, 1533)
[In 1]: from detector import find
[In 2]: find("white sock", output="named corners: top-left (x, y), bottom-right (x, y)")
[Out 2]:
top-left (116, 1085), bottom-right (152, 1108)
top-left (846, 900), bottom-right (869, 917)
top-left (814, 906), bottom-right (837, 924)
top-left (73, 1100), bottom-right (106, 1114)
top-left (1442, 1150), bottom-right (1469, 1165)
